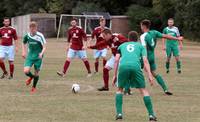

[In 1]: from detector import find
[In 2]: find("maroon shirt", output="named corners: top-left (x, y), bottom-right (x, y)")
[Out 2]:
top-left (89, 33), bottom-right (128, 55)
top-left (67, 26), bottom-right (87, 50)
top-left (91, 26), bottom-right (108, 50)
top-left (0, 26), bottom-right (18, 46)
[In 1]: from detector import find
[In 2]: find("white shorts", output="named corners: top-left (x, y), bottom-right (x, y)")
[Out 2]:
top-left (0, 45), bottom-right (15, 61)
top-left (67, 48), bottom-right (87, 59)
top-left (93, 48), bottom-right (107, 58)
top-left (105, 55), bottom-right (115, 69)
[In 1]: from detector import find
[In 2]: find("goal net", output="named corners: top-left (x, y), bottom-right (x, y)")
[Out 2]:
top-left (57, 14), bottom-right (104, 41)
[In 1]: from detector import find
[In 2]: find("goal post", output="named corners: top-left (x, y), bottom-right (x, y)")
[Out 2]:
top-left (57, 14), bottom-right (105, 41)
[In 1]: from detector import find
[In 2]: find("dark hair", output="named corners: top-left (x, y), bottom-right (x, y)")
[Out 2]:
top-left (128, 31), bottom-right (138, 42)
top-left (141, 19), bottom-right (151, 29)
top-left (102, 28), bottom-right (112, 34)
top-left (3, 17), bottom-right (10, 20)
top-left (99, 17), bottom-right (105, 22)
top-left (71, 18), bottom-right (78, 22)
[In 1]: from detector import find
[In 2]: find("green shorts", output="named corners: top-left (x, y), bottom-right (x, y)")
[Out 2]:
top-left (24, 58), bottom-right (43, 71)
top-left (117, 65), bottom-right (146, 89)
top-left (166, 45), bottom-right (180, 57)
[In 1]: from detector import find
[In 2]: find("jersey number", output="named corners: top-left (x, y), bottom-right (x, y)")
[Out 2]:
top-left (127, 44), bottom-right (134, 52)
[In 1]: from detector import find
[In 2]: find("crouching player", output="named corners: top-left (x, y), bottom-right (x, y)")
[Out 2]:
top-left (113, 31), bottom-right (157, 121)
top-left (22, 21), bottom-right (46, 93)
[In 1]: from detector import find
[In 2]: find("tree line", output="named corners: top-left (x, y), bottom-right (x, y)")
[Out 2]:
top-left (0, 0), bottom-right (199, 41)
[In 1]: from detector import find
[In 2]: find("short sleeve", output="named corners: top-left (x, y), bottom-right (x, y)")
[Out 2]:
top-left (155, 30), bottom-right (163, 38)
top-left (141, 45), bottom-right (147, 57)
top-left (23, 34), bottom-right (28, 44)
top-left (175, 27), bottom-right (180, 36)
top-left (140, 34), bottom-right (146, 46)
top-left (40, 34), bottom-right (46, 45)
top-left (163, 28), bottom-right (167, 34)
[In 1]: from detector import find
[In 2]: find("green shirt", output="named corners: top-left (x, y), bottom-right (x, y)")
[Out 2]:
top-left (117, 41), bottom-right (147, 68)
top-left (23, 32), bottom-right (46, 60)
top-left (163, 26), bottom-right (180, 46)
top-left (140, 30), bottom-right (163, 61)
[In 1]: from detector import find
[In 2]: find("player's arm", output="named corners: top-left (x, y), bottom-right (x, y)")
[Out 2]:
top-left (143, 56), bottom-right (154, 86)
top-left (90, 30), bottom-right (96, 46)
top-left (162, 29), bottom-right (166, 50)
top-left (162, 34), bottom-right (183, 41)
top-left (39, 35), bottom-right (47, 59)
top-left (112, 53), bottom-right (120, 86)
top-left (13, 29), bottom-right (18, 52)
top-left (66, 29), bottom-right (72, 51)
top-left (82, 29), bottom-right (87, 50)
top-left (22, 35), bottom-right (28, 59)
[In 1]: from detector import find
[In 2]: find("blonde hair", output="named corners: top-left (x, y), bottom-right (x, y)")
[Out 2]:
top-left (29, 21), bottom-right (38, 28)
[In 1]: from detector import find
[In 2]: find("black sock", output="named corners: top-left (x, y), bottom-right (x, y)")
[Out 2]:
top-left (33, 76), bottom-right (39, 88)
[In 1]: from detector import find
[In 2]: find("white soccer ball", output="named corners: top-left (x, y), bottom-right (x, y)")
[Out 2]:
top-left (72, 84), bottom-right (80, 93)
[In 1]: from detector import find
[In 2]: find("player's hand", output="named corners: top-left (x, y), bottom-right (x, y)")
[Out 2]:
top-left (112, 76), bottom-right (117, 87)
top-left (148, 74), bottom-right (154, 86)
top-left (66, 47), bottom-right (69, 52)
top-left (39, 53), bottom-right (43, 59)
top-left (179, 45), bottom-right (183, 50)
top-left (162, 47), bottom-right (166, 51)
top-left (82, 46), bottom-right (87, 50)
top-left (178, 36), bottom-right (184, 41)
top-left (15, 47), bottom-right (18, 53)
top-left (22, 52), bottom-right (26, 59)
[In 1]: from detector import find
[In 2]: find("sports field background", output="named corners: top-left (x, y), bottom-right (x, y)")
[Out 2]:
top-left (0, 39), bottom-right (200, 122)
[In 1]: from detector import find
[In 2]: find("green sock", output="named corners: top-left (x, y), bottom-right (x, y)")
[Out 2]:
top-left (155, 74), bottom-right (168, 92)
top-left (124, 84), bottom-right (129, 93)
top-left (115, 93), bottom-right (123, 115)
top-left (25, 72), bottom-right (34, 78)
top-left (33, 76), bottom-right (39, 88)
top-left (176, 61), bottom-right (181, 70)
top-left (143, 96), bottom-right (155, 116)
top-left (166, 62), bottom-right (170, 70)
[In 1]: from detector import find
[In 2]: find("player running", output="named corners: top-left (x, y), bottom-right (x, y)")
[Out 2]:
top-left (113, 31), bottom-right (157, 121)
top-left (57, 18), bottom-right (92, 77)
top-left (91, 17), bottom-right (108, 73)
top-left (89, 29), bottom-right (129, 92)
top-left (140, 19), bottom-right (183, 95)
top-left (22, 21), bottom-right (46, 93)
top-left (162, 18), bottom-right (182, 74)
top-left (0, 17), bottom-right (18, 79)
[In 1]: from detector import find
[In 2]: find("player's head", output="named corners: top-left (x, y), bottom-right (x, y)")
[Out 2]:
top-left (102, 28), bottom-right (112, 41)
top-left (128, 31), bottom-right (139, 42)
top-left (3, 17), bottom-right (10, 27)
top-left (99, 17), bottom-right (106, 27)
top-left (168, 18), bottom-right (174, 27)
top-left (71, 18), bottom-right (78, 27)
top-left (140, 19), bottom-right (151, 32)
top-left (29, 21), bottom-right (38, 34)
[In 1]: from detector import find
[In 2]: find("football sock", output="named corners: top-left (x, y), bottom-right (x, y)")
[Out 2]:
top-left (166, 62), bottom-right (170, 70)
top-left (103, 68), bottom-right (109, 88)
top-left (176, 61), bottom-right (181, 70)
top-left (33, 76), bottom-right (39, 88)
top-left (0, 62), bottom-right (7, 73)
top-left (103, 59), bottom-right (107, 66)
top-left (83, 60), bottom-right (91, 73)
top-left (95, 61), bottom-right (99, 72)
top-left (25, 72), bottom-right (34, 78)
top-left (143, 96), bottom-right (155, 116)
top-left (9, 63), bottom-right (14, 76)
top-left (155, 74), bottom-right (168, 92)
top-left (115, 93), bottom-right (123, 115)
top-left (63, 60), bottom-right (70, 74)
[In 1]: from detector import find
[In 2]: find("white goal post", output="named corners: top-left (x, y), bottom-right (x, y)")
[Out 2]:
top-left (57, 14), bottom-right (106, 40)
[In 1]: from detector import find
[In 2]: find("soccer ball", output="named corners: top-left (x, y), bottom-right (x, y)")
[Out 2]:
top-left (72, 84), bottom-right (80, 93)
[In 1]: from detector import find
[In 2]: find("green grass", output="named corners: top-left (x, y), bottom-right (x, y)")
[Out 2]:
top-left (0, 39), bottom-right (200, 122)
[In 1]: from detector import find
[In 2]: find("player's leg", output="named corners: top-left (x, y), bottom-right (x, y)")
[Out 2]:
top-left (151, 69), bottom-right (173, 95)
top-left (8, 45), bottom-right (15, 79)
top-left (165, 46), bottom-right (172, 73)
top-left (79, 50), bottom-right (92, 77)
top-left (98, 55), bottom-right (114, 91)
top-left (31, 59), bottom-right (43, 93)
top-left (101, 48), bottom-right (107, 66)
top-left (115, 88), bottom-right (123, 120)
top-left (139, 88), bottom-right (157, 121)
top-left (57, 48), bottom-right (74, 77)
top-left (0, 46), bottom-right (8, 78)
top-left (173, 46), bottom-right (181, 73)
top-left (24, 58), bottom-right (34, 86)
top-left (94, 50), bottom-right (100, 73)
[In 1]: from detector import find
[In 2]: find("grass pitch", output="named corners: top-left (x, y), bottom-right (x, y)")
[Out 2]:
top-left (0, 39), bottom-right (200, 122)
